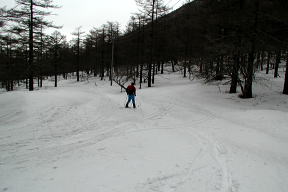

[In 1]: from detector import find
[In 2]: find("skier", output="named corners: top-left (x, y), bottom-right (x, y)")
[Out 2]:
top-left (125, 82), bottom-right (136, 108)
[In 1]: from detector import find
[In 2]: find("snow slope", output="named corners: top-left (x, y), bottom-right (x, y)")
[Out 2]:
top-left (0, 72), bottom-right (288, 192)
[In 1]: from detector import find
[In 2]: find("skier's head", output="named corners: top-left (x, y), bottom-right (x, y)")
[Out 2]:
top-left (131, 82), bottom-right (135, 86)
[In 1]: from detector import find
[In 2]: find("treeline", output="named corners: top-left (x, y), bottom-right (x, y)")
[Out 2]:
top-left (1, 0), bottom-right (288, 97)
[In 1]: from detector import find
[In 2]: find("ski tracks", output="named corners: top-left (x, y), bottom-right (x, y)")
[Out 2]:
top-left (134, 127), bottom-right (237, 192)
top-left (143, 102), bottom-right (174, 121)
top-left (1, 83), bottom-right (238, 192)
top-left (134, 95), bottom-right (237, 192)
top-left (97, 92), bottom-right (237, 192)
top-left (182, 128), bottom-right (238, 192)
top-left (172, 98), bottom-right (237, 192)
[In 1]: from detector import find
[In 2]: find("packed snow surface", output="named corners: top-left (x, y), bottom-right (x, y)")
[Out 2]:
top-left (0, 72), bottom-right (288, 192)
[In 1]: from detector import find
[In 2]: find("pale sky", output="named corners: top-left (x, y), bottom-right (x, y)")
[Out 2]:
top-left (1, 0), bottom-right (186, 40)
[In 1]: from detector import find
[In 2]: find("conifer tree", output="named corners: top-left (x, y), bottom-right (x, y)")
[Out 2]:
top-left (7, 0), bottom-right (59, 91)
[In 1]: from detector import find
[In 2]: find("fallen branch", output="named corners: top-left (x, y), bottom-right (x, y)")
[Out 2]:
top-left (113, 79), bottom-right (127, 92)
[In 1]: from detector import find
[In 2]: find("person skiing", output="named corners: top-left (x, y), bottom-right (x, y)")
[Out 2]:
top-left (125, 82), bottom-right (136, 108)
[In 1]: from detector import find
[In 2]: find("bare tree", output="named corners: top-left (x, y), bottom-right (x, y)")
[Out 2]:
top-left (135, 0), bottom-right (169, 87)
top-left (87, 28), bottom-right (100, 76)
top-left (72, 27), bottom-right (84, 82)
top-left (6, 0), bottom-right (60, 91)
top-left (49, 30), bottom-right (65, 87)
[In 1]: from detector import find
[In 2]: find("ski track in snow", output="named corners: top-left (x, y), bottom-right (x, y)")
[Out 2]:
top-left (1, 73), bottom-right (288, 192)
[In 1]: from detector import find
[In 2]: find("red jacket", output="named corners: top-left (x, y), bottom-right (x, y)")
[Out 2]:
top-left (126, 85), bottom-right (136, 95)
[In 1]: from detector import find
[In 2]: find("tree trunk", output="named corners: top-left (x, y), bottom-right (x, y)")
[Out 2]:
top-left (274, 50), bottom-right (281, 78)
top-left (260, 51), bottom-right (264, 71)
top-left (283, 55), bottom-right (288, 94)
top-left (266, 52), bottom-right (270, 74)
top-left (94, 42), bottom-right (98, 77)
top-left (55, 74), bottom-right (57, 87)
top-left (110, 39), bottom-right (114, 86)
top-left (256, 52), bottom-right (260, 70)
top-left (215, 56), bottom-right (224, 80)
top-left (139, 64), bottom-right (143, 89)
top-left (172, 60), bottom-right (175, 72)
top-left (10, 81), bottom-right (13, 91)
top-left (216, 58), bottom-right (220, 78)
top-left (136, 65), bottom-right (139, 77)
top-left (242, 52), bottom-right (254, 98)
top-left (183, 65), bottom-right (187, 78)
top-left (76, 37), bottom-right (80, 82)
top-left (39, 25), bottom-right (43, 88)
top-left (5, 81), bottom-right (9, 91)
top-left (199, 59), bottom-right (203, 74)
top-left (54, 48), bottom-right (58, 87)
top-left (183, 66), bottom-right (187, 78)
top-left (101, 43), bottom-right (104, 80)
top-left (220, 56), bottom-right (224, 78)
top-left (152, 63), bottom-right (155, 84)
top-left (28, 0), bottom-right (34, 91)
top-left (148, 63), bottom-right (152, 87)
top-left (242, 0), bottom-right (259, 98)
top-left (188, 60), bottom-right (192, 78)
top-left (161, 61), bottom-right (164, 74)
top-left (54, 63), bottom-right (57, 87)
top-left (155, 62), bottom-right (158, 75)
top-left (230, 55), bottom-right (240, 93)
top-left (6, 81), bottom-right (13, 91)
top-left (148, 0), bottom-right (156, 88)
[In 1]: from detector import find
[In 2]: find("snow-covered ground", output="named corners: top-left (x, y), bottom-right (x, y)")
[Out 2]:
top-left (0, 71), bottom-right (288, 192)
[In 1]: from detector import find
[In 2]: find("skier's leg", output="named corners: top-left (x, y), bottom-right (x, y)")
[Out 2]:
top-left (126, 95), bottom-right (132, 108)
top-left (132, 96), bottom-right (136, 108)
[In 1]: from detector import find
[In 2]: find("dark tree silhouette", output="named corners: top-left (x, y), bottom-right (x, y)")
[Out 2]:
top-left (72, 27), bottom-right (84, 82)
top-left (49, 30), bottom-right (65, 87)
top-left (6, 0), bottom-right (59, 91)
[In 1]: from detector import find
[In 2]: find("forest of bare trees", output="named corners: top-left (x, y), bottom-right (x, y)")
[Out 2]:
top-left (1, 0), bottom-right (288, 97)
